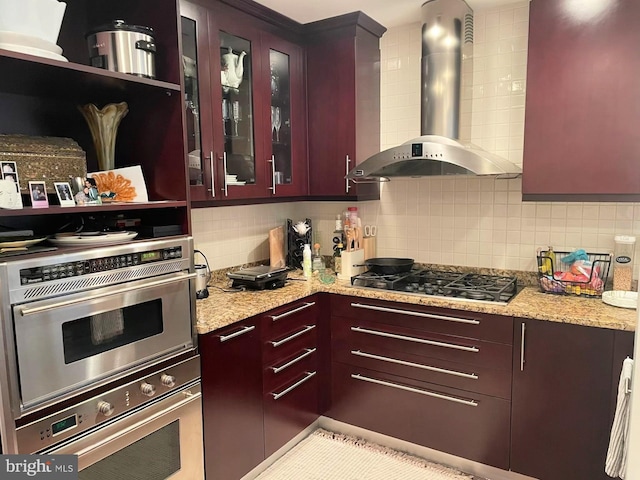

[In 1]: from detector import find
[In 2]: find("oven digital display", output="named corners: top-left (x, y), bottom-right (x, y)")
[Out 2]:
top-left (141, 251), bottom-right (161, 263)
top-left (51, 415), bottom-right (77, 436)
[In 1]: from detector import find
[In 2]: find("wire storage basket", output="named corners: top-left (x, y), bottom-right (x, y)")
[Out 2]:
top-left (536, 248), bottom-right (612, 297)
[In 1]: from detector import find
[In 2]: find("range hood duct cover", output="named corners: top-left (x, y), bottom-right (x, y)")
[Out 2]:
top-left (348, 0), bottom-right (522, 180)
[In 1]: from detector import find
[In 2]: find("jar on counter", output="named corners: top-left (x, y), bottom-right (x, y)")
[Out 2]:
top-left (613, 235), bottom-right (636, 291)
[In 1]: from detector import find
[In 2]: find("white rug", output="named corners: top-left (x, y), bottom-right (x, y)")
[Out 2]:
top-left (254, 429), bottom-right (477, 480)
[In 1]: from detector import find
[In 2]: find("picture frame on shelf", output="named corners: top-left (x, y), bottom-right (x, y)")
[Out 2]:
top-left (28, 181), bottom-right (48, 208)
top-left (1, 161), bottom-right (19, 192)
top-left (54, 182), bottom-right (75, 207)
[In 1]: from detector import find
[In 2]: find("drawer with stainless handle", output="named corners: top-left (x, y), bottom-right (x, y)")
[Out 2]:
top-left (261, 298), bottom-right (318, 339)
top-left (331, 295), bottom-right (513, 345)
top-left (263, 346), bottom-right (318, 392)
top-left (329, 362), bottom-right (511, 470)
top-left (332, 316), bottom-right (511, 370)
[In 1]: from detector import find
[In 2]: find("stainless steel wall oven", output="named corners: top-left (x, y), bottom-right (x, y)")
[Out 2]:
top-left (0, 237), bottom-right (204, 478)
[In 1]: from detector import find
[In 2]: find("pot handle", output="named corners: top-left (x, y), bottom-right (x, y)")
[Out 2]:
top-left (136, 40), bottom-right (157, 53)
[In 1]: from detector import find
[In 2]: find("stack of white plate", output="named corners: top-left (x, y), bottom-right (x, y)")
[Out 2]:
top-left (0, 30), bottom-right (67, 61)
top-left (49, 231), bottom-right (138, 247)
top-left (226, 174), bottom-right (246, 186)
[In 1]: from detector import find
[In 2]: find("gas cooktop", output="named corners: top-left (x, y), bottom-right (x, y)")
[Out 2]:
top-left (351, 268), bottom-right (520, 304)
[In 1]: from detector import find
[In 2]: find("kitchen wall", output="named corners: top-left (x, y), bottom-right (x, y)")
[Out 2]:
top-left (193, 1), bottom-right (640, 275)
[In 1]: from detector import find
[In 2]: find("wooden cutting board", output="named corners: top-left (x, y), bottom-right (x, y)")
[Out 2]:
top-left (269, 226), bottom-right (285, 268)
top-left (363, 236), bottom-right (376, 260)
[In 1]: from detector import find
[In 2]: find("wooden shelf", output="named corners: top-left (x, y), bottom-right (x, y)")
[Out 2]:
top-left (0, 50), bottom-right (181, 101)
top-left (0, 200), bottom-right (187, 217)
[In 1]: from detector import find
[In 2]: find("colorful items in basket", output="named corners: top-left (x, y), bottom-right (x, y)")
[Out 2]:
top-left (537, 248), bottom-right (611, 297)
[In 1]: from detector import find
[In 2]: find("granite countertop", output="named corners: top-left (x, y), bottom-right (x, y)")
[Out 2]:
top-left (196, 272), bottom-right (637, 335)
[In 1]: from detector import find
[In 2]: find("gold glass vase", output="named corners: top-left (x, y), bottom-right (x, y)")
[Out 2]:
top-left (79, 102), bottom-right (129, 171)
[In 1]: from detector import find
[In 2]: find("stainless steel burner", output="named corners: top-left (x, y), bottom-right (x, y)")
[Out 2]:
top-left (350, 268), bottom-right (519, 304)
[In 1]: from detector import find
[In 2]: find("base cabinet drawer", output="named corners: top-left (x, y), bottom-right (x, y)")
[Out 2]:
top-left (333, 343), bottom-right (511, 399)
top-left (264, 370), bottom-right (319, 457)
top-left (328, 362), bottom-right (510, 470)
top-left (331, 295), bottom-right (513, 344)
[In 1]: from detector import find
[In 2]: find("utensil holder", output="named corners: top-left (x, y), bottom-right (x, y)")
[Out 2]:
top-left (338, 249), bottom-right (365, 281)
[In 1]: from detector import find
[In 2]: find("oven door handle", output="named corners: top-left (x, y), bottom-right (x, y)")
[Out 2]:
top-left (18, 273), bottom-right (198, 317)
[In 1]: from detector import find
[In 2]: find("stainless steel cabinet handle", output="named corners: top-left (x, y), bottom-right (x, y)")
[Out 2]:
top-left (271, 348), bottom-right (316, 373)
top-left (18, 273), bottom-right (197, 316)
top-left (208, 151), bottom-right (216, 197)
top-left (351, 326), bottom-right (479, 353)
top-left (345, 154), bottom-right (351, 193)
top-left (268, 155), bottom-right (276, 195)
top-left (269, 301), bottom-right (316, 321)
top-left (219, 325), bottom-right (255, 343)
top-left (221, 152), bottom-right (228, 196)
top-left (350, 303), bottom-right (480, 325)
top-left (351, 373), bottom-right (478, 407)
top-left (270, 325), bottom-right (316, 347)
top-left (272, 371), bottom-right (316, 400)
top-left (520, 322), bottom-right (526, 371)
top-left (351, 350), bottom-right (478, 380)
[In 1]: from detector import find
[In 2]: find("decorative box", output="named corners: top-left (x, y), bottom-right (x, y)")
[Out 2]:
top-left (0, 134), bottom-right (87, 193)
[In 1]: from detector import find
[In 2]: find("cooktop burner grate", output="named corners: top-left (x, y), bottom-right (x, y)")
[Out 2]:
top-left (351, 269), bottom-right (519, 304)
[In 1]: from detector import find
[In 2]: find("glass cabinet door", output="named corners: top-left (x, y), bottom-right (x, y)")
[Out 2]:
top-left (219, 32), bottom-right (256, 192)
top-left (269, 49), bottom-right (292, 189)
top-left (182, 16), bottom-right (205, 188)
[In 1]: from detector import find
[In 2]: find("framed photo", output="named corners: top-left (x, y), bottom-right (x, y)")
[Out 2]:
top-left (54, 182), bottom-right (75, 207)
top-left (1, 161), bottom-right (19, 192)
top-left (28, 181), bottom-right (49, 208)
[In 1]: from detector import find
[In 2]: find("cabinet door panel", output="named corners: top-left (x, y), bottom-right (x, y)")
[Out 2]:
top-left (200, 320), bottom-right (264, 480)
top-left (522, 0), bottom-right (640, 200)
top-left (329, 362), bottom-right (510, 470)
top-left (511, 319), bottom-right (614, 480)
top-left (262, 34), bottom-right (308, 197)
top-left (181, 3), bottom-right (215, 202)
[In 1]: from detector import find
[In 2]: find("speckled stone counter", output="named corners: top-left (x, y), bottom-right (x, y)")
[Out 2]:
top-left (196, 272), bottom-right (637, 335)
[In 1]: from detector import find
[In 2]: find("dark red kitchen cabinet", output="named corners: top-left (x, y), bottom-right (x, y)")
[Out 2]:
top-left (522, 0), bottom-right (640, 201)
top-left (200, 319), bottom-right (264, 480)
top-left (329, 362), bottom-right (511, 469)
top-left (261, 296), bottom-right (320, 457)
top-left (305, 13), bottom-right (386, 201)
top-left (511, 319), bottom-right (615, 480)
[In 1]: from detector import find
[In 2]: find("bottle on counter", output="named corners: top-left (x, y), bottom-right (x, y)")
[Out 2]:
top-left (312, 243), bottom-right (324, 274)
top-left (303, 244), bottom-right (312, 278)
top-left (541, 246), bottom-right (556, 275)
top-left (333, 242), bottom-right (344, 274)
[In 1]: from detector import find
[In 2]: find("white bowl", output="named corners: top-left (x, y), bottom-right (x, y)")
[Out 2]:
top-left (0, 0), bottom-right (67, 44)
top-left (0, 42), bottom-right (67, 61)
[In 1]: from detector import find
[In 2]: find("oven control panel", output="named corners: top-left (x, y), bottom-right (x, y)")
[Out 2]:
top-left (15, 355), bottom-right (200, 454)
top-left (19, 247), bottom-right (182, 285)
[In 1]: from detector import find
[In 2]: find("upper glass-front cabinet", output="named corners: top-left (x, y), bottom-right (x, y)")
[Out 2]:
top-left (182, 16), bottom-right (204, 188)
top-left (268, 49), bottom-right (292, 191)
top-left (219, 32), bottom-right (257, 194)
top-left (181, 1), bottom-right (307, 203)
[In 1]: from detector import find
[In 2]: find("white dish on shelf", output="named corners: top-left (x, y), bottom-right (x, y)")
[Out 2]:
top-left (0, 237), bottom-right (47, 248)
top-left (49, 231), bottom-right (138, 247)
top-left (0, 41), bottom-right (67, 61)
top-left (602, 290), bottom-right (638, 309)
top-left (227, 181), bottom-right (246, 185)
top-left (0, 31), bottom-right (62, 53)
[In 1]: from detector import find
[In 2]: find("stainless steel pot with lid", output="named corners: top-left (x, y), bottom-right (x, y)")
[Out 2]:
top-left (86, 20), bottom-right (156, 79)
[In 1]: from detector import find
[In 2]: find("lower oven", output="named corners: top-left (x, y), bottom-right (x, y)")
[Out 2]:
top-left (0, 236), bottom-right (201, 465)
top-left (41, 360), bottom-right (204, 479)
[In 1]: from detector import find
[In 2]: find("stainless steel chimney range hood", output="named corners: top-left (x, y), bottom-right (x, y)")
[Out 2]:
top-left (347, 0), bottom-right (522, 181)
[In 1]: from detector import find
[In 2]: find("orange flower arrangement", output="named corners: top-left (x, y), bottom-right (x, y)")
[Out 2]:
top-left (91, 171), bottom-right (137, 202)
